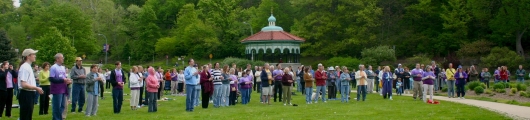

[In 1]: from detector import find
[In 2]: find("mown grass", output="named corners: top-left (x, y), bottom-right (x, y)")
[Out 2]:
top-left (3, 88), bottom-right (511, 120)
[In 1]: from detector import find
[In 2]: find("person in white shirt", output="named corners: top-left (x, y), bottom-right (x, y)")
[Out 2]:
top-left (18, 49), bottom-right (43, 120)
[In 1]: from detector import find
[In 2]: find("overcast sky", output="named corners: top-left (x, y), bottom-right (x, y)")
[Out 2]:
top-left (13, 0), bottom-right (20, 8)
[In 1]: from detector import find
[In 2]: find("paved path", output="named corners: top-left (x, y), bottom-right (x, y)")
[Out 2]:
top-left (351, 91), bottom-right (530, 120)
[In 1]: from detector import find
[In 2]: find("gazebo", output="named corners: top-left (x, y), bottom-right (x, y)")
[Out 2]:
top-left (241, 14), bottom-right (305, 63)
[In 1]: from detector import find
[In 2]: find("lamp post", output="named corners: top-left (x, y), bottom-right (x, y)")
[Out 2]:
top-left (128, 56), bottom-right (131, 66)
top-left (98, 34), bottom-right (108, 64)
top-left (243, 22), bottom-right (253, 35)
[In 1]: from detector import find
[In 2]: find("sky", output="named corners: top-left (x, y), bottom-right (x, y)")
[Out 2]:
top-left (12, 0), bottom-right (20, 8)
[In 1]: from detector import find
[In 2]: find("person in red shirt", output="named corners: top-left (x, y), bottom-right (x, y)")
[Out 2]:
top-left (500, 66), bottom-right (509, 83)
top-left (314, 63), bottom-right (328, 103)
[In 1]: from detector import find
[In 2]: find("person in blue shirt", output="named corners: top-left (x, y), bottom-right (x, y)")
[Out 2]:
top-left (184, 59), bottom-right (199, 112)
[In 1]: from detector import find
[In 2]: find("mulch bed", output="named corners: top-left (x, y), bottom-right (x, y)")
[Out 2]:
top-left (466, 88), bottom-right (530, 103)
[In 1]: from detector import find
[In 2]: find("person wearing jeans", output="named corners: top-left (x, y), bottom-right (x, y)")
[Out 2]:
top-left (454, 67), bottom-right (468, 99)
top-left (303, 67), bottom-right (314, 104)
top-left (48, 53), bottom-right (72, 120)
top-left (314, 64), bottom-right (327, 103)
top-left (339, 67), bottom-right (351, 103)
top-left (146, 67), bottom-right (159, 112)
top-left (355, 65), bottom-right (368, 101)
top-left (211, 63), bottom-right (223, 107)
top-left (221, 66), bottom-right (231, 107)
top-left (109, 61), bottom-right (126, 114)
top-left (446, 63), bottom-right (456, 98)
top-left (184, 59), bottom-right (199, 112)
top-left (70, 57), bottom-right (87, 113)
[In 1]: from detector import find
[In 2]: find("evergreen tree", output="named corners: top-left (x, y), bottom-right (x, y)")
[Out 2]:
top-left (0, 30), bottom-right (18, 63)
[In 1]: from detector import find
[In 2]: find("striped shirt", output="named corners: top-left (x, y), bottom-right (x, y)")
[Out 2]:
top-left (212, 69), bottom-right (222, 85)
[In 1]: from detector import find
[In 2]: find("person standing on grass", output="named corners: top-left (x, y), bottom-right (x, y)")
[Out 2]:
top-left (273, 64), bottom-right (284, 102)
top-left (454, 66), bottom-right (468, 99)
top-left (431, 61), bottom-right (441, 91)
top-left (340, 66), bottom-right (351, 103)
top-left (411, 63), bottom-right (424, 100)
top-left (229, 68), bottom-right (238, 106)
top-left (303, 67), bottom-right (314, 104)
top-left (375, 66), bottom-right (381, 95)
top-left (422, 66), bottom-right (436, 102)
top-left (446, 63), bottom-right (456, 98)
top-left (516, 65), bottom-right (526, 83)
top-left (136, 66), bottom-right (144, 107)
top-left (17, 49), bottom-right (43, 120)
top-left (70, 57), bottom-right (87, 113)
top-left (146, 67), bottom-right (159, 112)
top-left (109, 61), bottom-right (126, 114)
top-left (297, 65), bottom-right (305, 95)
top-left (355, 65), bottom-right (368, 101)
top-left (396, 78), bottom-right (403, 96)
top-left (212, 63), bottom-right (223, 107)
top-left (33, 65), bottom-right (40, 105)
top-left (326, 67), bottom-right (338, 100)
top-left (350, 68), bottom-right (356, 89)
top-left (199, 65), bottom-right (213, 108)
top-left (253, 66), bottom-right (258, 92)
top-left (38, 62), bottom-right (51, 115)
top-left (155, 67), bottom-right (164, 100)
top-left (1, 61), bottom-right (18, 118)
top-left (178, 70), bottom-right (185, 95)
top-left (221, 65), bottom-right (230, 107)
top-left (315, 64), bottom-right (328, 103)
top-left (129, 66), bottom-right (142, 110)
top-left (366, 66), bottom-right (375, 94)
top-left (260, 63), bottom-right (273, 105)
top-left (85, 64), bottom-right (102, 116)
top-left (171, 68), bottom-right (178, 95)
top-left (240, 70), bottom-right (252, 105)
top-left (281, 67), bottom-right (294, 106)
top-left (402, 67), bottom-right (411, 94)
top-left (382, 66), bottom-right (394, 100)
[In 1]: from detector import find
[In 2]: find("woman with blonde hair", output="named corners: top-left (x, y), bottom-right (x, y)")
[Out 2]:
top-left (381, 66), bottom-right (394, 100)
top-left (129, 66), bottom-right (142, 110)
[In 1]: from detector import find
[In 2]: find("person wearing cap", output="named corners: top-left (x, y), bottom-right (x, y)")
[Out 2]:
top-left (327, 67), bottom-right (338, 100)
top-left (48, 53), bottom-right (71, 120)
top-left (411, 63), bottom-right (424, 100)
top-left (70, 57), bottom-right (87, 113)
top-left (109, 61), bottom-right (127, 114)
top-left (17, 49), bottom-right (43, 120)
top-left (445, 63), bottom-right (457, 98)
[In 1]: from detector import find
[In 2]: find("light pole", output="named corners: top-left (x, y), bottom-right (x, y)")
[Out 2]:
top-left (98, 34), bottom-right (108, 64)
top-left (128, 56), bottom-right (131, 66)
top-left (243, 22), bottom-right (253, 35)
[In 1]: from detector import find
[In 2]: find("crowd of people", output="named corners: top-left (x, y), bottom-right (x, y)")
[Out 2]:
top-left (0, 49), bottom-right (529, 119)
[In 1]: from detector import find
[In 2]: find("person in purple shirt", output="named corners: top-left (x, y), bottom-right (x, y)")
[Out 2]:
top-left (454, 66), bottom-right (468, 99)
top-left (109, 61), bottom-right (127, 114)
top-left (272, 64), bottom-right (284, 102)
top-left (410, 64), bottom-right (424, 100)
top-left (494, 67), bottom-right (500, 83)
top-left (422, 66), bottom-right (436, 103)
top-left (239, 70), bottom-right (252, 105)
top-left (49, 53), bottom-right (73, 120)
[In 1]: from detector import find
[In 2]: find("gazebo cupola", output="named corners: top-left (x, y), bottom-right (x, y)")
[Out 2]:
top-left (240, 13), bottom-right (305, 63)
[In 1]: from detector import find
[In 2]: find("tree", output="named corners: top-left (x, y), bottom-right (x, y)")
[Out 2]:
top-left (480, 47), bottom-right (525, 70)
top-left (488, 0), bottom-right (530, 58)
top-left (439, 0), bottom-right (472, 55)
top-left (132, 5), bottom-right (161, 61)
top-left (456, 39), bottom-right (494, 58)
top-left (0, 30), bottom-right (18, 63)
top-left (34, 27), bottom-right (76, 66)
top-left (361, 45), bottom-right (396, 65)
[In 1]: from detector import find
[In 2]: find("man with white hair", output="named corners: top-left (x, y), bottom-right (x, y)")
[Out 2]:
top-left (314, 64), bottom-right (327, 103)
top-left (366, 66), bottom-right (375, 93)
top-left (355, 65), bottom-right (368, 101)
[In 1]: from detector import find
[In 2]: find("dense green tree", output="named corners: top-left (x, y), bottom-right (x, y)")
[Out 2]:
top-left (33, 27), bottom-right (76, 66)
top-left (132, 5), bottom-right (161, 61)
top-left (0, 30), bottom-right (18, 63)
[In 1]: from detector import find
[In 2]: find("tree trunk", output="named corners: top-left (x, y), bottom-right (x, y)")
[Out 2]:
top-left (516, 28), bottom-right (527, 60)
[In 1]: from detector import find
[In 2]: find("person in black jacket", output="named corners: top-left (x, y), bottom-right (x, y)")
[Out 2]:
top-left (0, 61), bottom-right (17, 118)
top-left (108, 61), bottom-right (127, 114)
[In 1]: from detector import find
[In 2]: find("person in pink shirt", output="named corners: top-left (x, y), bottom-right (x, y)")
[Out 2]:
top-left (146, 67), bottom-right (159, 112)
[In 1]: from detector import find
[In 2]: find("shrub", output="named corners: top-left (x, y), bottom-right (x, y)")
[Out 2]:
top-left (441, 87), bottom-right (448, 92)
top-left (496, 89), bottom-right (506, 93)
top-left (520, 91), bottom-right (527, 97)
top-left (509, 93), bottom-right (514, 96)
top-left (480, 47), bottom-right (525, 71)
top-left (474, 86), bottom-right (484, 95)
top-left (493, 83), bottom-right (505, 90)
top-left (467, 81), bottom-right (482, 91)
top-left (516, 84), bottom-right (527, 91)
top-left (221, 57), bottom-right (265, 69)
top-left (504, 82), bottom-right (511, 88)
top-left (480, 83), bottom-right (487, 89)
top-left (485, 89), bottom-right (493, 94)
top-left (325, 57), bottom-right (362, 69)
top-left (510, 83), bottom-right (518, 88)
top-left (511, 88), bottom-right (518, 94)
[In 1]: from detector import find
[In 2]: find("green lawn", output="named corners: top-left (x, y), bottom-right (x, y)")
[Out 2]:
top-left (5, 88), bottom-right (510, 120)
